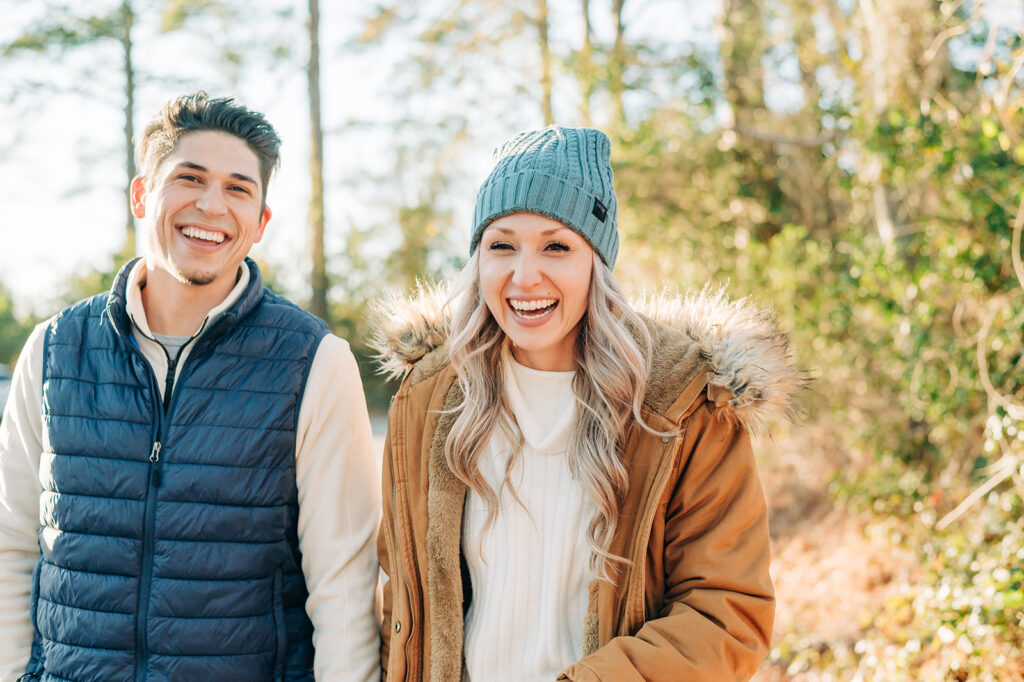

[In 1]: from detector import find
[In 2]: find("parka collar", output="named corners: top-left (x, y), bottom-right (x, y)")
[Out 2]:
top-left (371, 281), bottom-right (803, 434)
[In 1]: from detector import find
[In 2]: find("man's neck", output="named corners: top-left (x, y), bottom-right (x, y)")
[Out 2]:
top-left (140, 264), bottom-right (240, 336)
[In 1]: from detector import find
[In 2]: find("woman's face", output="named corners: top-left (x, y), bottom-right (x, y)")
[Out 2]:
top-left (478, 213), bottom-right (594, 371)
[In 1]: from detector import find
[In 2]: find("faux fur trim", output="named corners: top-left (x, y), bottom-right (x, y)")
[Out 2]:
top-left (582, 612), bottom-right (600, 657)
top-left (426, 382), bottom-right (468, 681)
top-left (370, 281), bottom-right (452, 384)
top-left (638, 288), bottom-right (805, 433)
top-left (370, 282), bottom-right (804, 434)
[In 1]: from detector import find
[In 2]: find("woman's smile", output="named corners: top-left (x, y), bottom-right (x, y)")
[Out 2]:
top-left (507, 297), bottom-right (559, 322)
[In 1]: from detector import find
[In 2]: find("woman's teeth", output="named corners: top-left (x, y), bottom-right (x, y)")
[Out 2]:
top-left (509, 298), bottom-right (557, 316)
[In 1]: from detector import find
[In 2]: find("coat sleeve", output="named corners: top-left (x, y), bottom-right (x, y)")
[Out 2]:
top-left (295, 335), bottom-right (382, 682)
top-left (0, 323), bottom-right (48, 682)
top-left (560, 404), bottom-right (775, 682)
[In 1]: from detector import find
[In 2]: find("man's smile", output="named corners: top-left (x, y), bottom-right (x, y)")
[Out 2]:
top-left (179, 224), bottom-right (229, 245)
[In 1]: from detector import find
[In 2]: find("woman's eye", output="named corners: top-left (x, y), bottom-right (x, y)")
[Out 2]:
top-left (545, 242), bottom-right (570, 252)
top-left (488, 241), bottom-right (513, 251)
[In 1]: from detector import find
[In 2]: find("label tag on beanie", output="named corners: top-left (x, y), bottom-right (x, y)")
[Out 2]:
top-left (592, 198), bottom-right (607, 222)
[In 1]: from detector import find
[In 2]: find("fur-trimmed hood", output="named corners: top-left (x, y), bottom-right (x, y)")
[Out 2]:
top-left (370, 281), bottom-right (803, 434)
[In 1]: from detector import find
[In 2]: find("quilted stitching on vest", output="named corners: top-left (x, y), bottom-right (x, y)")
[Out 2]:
top-left (30, 260), bottom-right (326, 682)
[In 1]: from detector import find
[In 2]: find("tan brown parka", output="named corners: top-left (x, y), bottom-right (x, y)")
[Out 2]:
top-left (372, 287), bottom-right (803, 681)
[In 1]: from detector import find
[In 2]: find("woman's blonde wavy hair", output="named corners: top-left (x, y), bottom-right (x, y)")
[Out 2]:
top-left (444, 249), bottom-right (660, 580)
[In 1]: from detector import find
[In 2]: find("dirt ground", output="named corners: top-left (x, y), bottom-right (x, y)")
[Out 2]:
top-left (752, 430), bottom-right (918, 681)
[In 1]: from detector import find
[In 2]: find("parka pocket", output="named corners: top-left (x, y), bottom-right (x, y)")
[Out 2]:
top-left (271, 567), bottom-right (286, 682)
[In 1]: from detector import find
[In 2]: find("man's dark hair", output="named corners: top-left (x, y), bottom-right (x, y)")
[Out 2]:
top-left (135, 91), bottom-right (281, 206)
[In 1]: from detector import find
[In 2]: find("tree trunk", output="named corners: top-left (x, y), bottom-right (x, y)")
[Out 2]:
top-left (717, 0), bottom-right (767, 129)
top-left (717, 0), bottom-right (786, 240)
top-left (121, 0), bottom-right (136, 257)
top-left (579, 0), bottom-right (594, 125)
top-left (307, 0), bottom-right (328, 321)
top-left (857, 0), bottom-right (907, 242)
top-left (537, 0), bottom-right (553, 125)
top-left (787, 0), bottom-right (833, 232)
top-left (610, 0), bottom-right (626, 129)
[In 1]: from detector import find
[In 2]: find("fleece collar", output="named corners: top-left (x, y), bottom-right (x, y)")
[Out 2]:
top-left (105, 257), bottom-right (265, 351)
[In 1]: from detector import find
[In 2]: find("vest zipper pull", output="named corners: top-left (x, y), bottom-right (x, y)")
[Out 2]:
top-left (150, 441), bottom-right (162, 488)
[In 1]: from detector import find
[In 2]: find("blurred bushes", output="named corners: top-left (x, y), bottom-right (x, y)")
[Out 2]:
top-left (1, 0), bottom-right (1021, 675)
top-left (611, 93), bottom-right (1024, 678)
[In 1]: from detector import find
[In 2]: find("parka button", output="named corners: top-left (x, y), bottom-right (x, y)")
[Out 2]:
top-left (394, 620), bottom-right (402, 633)
top-left (661, 436), bottom-right (670, 443)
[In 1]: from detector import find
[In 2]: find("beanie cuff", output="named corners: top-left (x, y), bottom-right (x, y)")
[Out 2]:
top-left (471, 170), bottom-right (619, 267)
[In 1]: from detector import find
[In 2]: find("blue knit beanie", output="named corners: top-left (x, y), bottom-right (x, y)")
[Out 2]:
top-left (470, 125), bottom-right (619, 268)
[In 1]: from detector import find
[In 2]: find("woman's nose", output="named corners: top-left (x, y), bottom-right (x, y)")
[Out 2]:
top-left (511, 254), bottom-right (543, 288)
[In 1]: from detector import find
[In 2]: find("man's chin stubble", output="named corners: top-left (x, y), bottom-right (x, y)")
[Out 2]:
top-left (173, 268), bottom-right (218, 287)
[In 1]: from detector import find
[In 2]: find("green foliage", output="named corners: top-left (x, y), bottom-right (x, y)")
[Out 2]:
top-left (594, 3), bottom-right (1024, 676)
top-left (59, 262), bottom-right (123, 309)
top-left (5, 0), bottom-right (1023, 673)
top-left (0, 286), bottom-right (37, 369)
top-left (160, 0), bottom-right (223, 32)
top-left (771, 482), bottom-right (1024, 680)
top-left (3, 7), bottom-right (125, 56)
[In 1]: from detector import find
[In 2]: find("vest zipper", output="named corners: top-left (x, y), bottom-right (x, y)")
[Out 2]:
top-left (135, 399), bottom-right (164, 680)
top-left (135, 437), bottom-right (161, 682)
top-left (150, 353), bottom-right (178, 489)
top-left (149, 442), bottom-right (162, 488)
top-left (132, 325), bottom-right (202, 682)
top-left (162, 353), bottom-right (178, 414)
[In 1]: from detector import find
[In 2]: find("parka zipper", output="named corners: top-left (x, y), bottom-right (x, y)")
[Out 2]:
top-left (625, 427), bottom-right (687, 631)
top-left (386, 391), bottom-right (418, 681)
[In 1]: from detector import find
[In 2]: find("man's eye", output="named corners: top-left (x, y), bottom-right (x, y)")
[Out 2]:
top-left (230, 186), bottom-right (252, 195)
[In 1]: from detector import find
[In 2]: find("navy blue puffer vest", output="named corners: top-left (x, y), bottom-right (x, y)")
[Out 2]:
top-left (27, 258), bottom-right (327, 682)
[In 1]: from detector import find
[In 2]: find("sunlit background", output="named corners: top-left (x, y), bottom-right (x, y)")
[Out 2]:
top-left (1, 1), bottom-right (1023, 679)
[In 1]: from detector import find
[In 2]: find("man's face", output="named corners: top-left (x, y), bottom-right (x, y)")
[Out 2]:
top-left (132, 130), bottom-right (271, 290)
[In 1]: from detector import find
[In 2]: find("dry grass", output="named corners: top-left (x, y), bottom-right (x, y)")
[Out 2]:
top-left (753, 429), bottom-right (918, 681)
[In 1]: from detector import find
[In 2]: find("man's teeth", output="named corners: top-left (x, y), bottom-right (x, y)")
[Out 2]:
top-left (181, 226), bottom-right (225, 243)
top-left (509, 298), bottom-right (556, 312)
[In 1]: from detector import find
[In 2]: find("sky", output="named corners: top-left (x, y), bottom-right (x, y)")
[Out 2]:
top-left (0, 0), bottom-right (723, 317)
top-left (3, 0), bottom-right (1021, 318)
top-left (0, 1), bottom-right (391, 314)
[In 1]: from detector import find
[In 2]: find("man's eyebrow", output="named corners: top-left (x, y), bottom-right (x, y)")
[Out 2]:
top-left (175, 161), bottom-right (259, 187)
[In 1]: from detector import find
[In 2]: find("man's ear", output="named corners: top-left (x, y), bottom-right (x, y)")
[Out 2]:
top-left (130, 176), bottom-right (148, 219)
top-left (254, 204), bottom-right (272, 243)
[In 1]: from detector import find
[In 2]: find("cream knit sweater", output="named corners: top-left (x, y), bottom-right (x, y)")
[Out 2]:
top-left (463, 358), bottom-right (597, 681)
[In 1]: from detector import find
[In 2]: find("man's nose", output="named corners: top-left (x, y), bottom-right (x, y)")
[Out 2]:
top-left (196, 184), bottom-right (228, 216)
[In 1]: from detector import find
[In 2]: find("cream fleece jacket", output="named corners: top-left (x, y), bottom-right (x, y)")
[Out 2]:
top-left (0, 260), bottom-right (381, 682)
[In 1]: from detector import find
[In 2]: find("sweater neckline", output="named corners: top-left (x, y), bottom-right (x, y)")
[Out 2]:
top-left (503, 353), bottom-right (577, 455)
